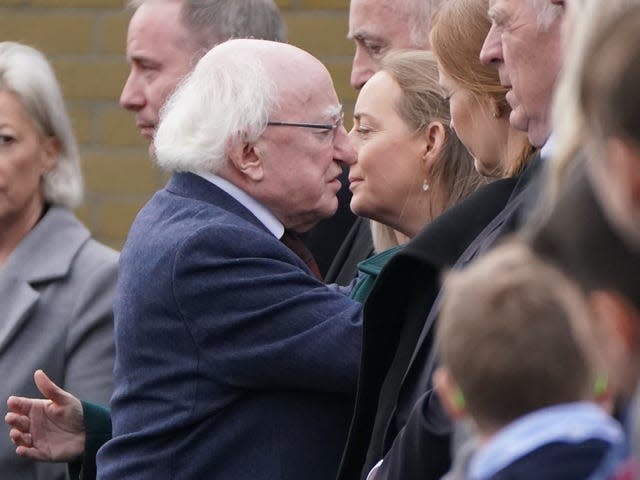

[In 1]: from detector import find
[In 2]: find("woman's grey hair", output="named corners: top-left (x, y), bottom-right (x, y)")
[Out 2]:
top-left (154, 42), bottom-right (276, 174)
top-left (0, 42), bottom-right (83, 208)
top-left (128, 0), bottom-right (286, 52)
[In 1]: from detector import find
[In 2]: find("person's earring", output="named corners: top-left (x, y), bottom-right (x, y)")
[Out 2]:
top-left (422, 180), bottom-right (430, 192)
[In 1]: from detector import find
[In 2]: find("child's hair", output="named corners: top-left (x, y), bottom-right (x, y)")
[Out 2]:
top-left (436, 242), bottom-right (601, 432)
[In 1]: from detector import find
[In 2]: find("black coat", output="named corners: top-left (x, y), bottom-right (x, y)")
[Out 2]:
top-left (337, 175), bottom-right (521, 480)
top-left (370, 155), bottom-right (544, 480)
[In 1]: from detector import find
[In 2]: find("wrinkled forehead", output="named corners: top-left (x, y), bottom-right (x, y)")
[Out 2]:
top-left (349, 0), bottom-right (412, 41)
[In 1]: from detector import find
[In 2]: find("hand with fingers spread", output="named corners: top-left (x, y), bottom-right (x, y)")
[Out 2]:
top-left (5, 370), bottom-right (86, 462)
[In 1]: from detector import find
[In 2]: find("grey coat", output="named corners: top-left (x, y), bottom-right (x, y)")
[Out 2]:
top-left (0, 206), bottom-right (118, 480)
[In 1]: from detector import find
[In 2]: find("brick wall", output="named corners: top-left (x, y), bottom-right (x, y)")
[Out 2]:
top-left (0, 0), bottom-right (355, 249)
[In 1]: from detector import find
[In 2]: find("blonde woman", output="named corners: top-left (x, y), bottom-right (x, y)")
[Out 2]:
top-left (348, 50), bottom-right (485, 301)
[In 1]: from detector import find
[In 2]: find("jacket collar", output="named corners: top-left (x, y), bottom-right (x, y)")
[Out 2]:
top-left (0, 206), bottom-right (89, 354)
top-left (165, 172), bottom-right (271, 235)
top-left (0, 206), bottom-right (89, 283)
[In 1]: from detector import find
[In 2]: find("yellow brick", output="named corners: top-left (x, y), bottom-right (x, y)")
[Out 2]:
top-left (285, 13), bottom-right (351, 57)
top-left (0, 13), bottom-right (94, 55)
top-left (102, 12), bottom-right (130, 55)
top-left (74, 204), bottom-right (90, 226)
top-left (302, 0), bottom-right (348, 9)
top-left (96, 197), bottom-right (150, 240)
top-left (274, 0), bottom-right (293, 9)
top-left (99, 106), bottom-right (147, 147)
top-left (68, 103), bottom-right (94, 145)
top-left (54, 59), bottom-right (128, 101)
top-left (83, 151), bottom-right (159, 195)
top-left (326, 61), bottom-right (356, 103)
top-left (32, 0), bottom-right (124, 7)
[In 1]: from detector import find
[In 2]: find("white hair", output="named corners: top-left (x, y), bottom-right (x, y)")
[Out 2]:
top-left (527, 0), bottom-right (563, 30)
top-left (154, 42), bottom-right (276, 173)
top-left (0, 42), bottom-right (83, 208)
top-left (401, 0), bottom-right (445, 48)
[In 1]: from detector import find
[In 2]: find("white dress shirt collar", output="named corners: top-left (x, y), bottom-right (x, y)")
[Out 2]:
top-left (194, 171), bottom-right (284, 239)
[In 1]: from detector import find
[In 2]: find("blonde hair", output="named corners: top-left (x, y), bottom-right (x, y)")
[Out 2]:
top-left (371, 221), bottom-right (401, 253)
top-left (381, 50), bottom-right (486, 221)
top-left (430, 0), bottom-right (532, 177)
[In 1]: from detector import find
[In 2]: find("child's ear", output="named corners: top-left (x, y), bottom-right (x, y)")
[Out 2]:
top-left (434, 366), bottom-right (468, 420)
top-left (592, 372), bottom-right (615, 414)
top-left (588, 289), bottom-right (640, 401)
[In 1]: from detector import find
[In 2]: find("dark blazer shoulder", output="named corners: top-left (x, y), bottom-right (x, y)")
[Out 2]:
top-left (402, 177), bottom-right (518, 266)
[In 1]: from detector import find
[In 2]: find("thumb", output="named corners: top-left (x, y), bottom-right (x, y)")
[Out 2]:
top-left (33, 370), bottom-right (71, 406)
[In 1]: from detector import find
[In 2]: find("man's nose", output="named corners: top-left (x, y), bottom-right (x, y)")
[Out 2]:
top-left (334, 126), bottom-right (357, 165)
top-left (350, 48), bottom-right (376, 90)
top-left (479, 25), bottom-right (503, 66)
top-left (120, 71), bottom-right (145, 111)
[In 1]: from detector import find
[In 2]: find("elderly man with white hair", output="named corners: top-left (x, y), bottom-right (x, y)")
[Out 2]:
top-left (89, 39), bottom-right (362, 480)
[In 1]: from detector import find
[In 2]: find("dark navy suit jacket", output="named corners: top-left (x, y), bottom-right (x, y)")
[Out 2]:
top-left (97, 172), bottom-right (362, 480)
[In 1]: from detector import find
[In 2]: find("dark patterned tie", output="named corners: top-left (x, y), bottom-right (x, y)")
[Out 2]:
top-left (280, 230), bottom-right (323, 280)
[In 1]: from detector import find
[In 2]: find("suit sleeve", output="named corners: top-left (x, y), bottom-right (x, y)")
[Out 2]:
top-left (172, 225), bottom-right (363, 394)
top-left (64, 240), bottom-right (118, 405)
top-left (68, 401), bottom-right (112, 480)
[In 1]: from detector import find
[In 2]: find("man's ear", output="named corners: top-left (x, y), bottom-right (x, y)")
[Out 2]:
top-left (421, 121), bottom-right (447, 177)
top-left (434, 366), bottom-right (468, 421)
top-left (227, 137), bottom-right (264, 182)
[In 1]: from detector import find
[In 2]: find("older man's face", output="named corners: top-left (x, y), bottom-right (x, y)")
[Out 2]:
top-left (348, 0), bottom-right (416, 89)
top-left (257, 62), bottom-right (356, 232)
top-left (480, 0), bottom-right (563, 148)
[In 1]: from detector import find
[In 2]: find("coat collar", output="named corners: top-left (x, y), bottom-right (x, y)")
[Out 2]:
top-left (0, 207), bottom-right (89, 354)
top-left (0, 206), bottom-right (90, 283)
top-left (165, 172), bottom-right (271, 235)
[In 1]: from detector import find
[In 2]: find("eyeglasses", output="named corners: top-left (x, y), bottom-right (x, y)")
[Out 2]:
top-left (267, 112), bottom-right (344, 132)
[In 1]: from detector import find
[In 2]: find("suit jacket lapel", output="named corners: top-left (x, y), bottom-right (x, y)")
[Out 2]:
top-left (0, 207), bottom-right (89, 354)
top-left (0, 277), bottom-right (39, 355)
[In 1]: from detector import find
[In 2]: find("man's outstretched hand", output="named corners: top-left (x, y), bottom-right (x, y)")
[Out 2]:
top-left (5, 369), bottom-right (85, 462)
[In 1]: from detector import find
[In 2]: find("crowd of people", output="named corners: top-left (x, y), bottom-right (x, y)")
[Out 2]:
top-left (2, 0), bottom-right (640, 479)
